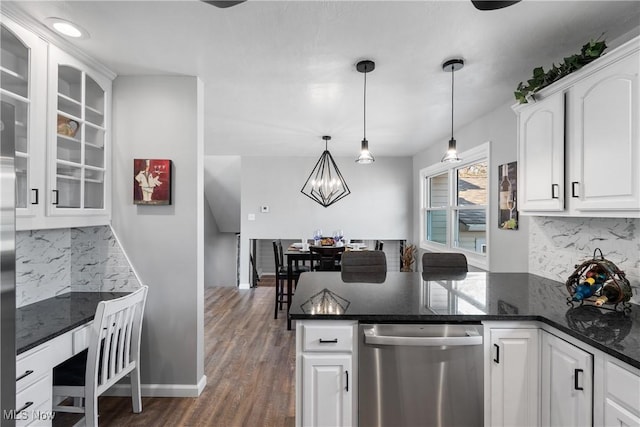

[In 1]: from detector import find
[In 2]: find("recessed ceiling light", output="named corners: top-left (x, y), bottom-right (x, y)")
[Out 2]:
top-left (45, 18), bottom-right (90, 39)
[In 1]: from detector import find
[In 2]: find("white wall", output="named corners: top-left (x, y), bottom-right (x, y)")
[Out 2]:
top-left (112, 76), bottom-right (205, 394)
top-left (204, 204), bottom-right (238, 287)
top-left (238, 156), bottom-right (413, 286)
top-left (412, 102), bottom-right (530, 272)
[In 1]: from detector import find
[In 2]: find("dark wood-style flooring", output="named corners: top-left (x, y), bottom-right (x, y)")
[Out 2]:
top-left (54, 285), bottom-right (295, 426)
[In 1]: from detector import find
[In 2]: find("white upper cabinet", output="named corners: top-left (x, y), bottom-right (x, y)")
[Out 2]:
top-left (514, 36), bottom-right (639, 218)
top-left (2, 10), bottom-right (115, 230)
top-left (517, 91), bottom-right (565, 212)
top-left (0, 18), bottom-right (46, 219)
top-left (47, 45), bottom-right (111, 218)
top-left (568, 51), bottom-right (639, 214)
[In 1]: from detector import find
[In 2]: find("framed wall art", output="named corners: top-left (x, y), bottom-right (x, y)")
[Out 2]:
top-left (498, 161), bottom-right (518, 230)
top-left (133, 159), bottom-right (172, 205)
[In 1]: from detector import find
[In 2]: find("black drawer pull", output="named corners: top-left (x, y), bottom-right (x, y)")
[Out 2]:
top-left (345, 370), bottom-right (349, 392)
top-left (571, 181), bottom-right (579, 198)
top-left (493, 344), bottom-right (500, 364)
top-left (574, 368), bottom-right (584, 390)
top-left (31, 188), bottom-right (38, 205)
top-left (319, 338), bottom-right (338, 344)
top-left (17, 401), bottom-right (33, 414)
top-left (551, 184), bottom-right (559, 199)
top-left (16, 370), bottom-right (34, 382)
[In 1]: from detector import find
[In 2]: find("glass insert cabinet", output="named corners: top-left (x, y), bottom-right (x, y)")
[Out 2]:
top-left (1, 16), bottom-right (113, 229)
top-left (49, 45), bottom-right (111, 214)
top-left (0, 20), bottom-right (46, 217)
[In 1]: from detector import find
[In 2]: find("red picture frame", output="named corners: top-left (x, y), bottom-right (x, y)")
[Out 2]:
top-left (133, 159), bottom-right (172, 205)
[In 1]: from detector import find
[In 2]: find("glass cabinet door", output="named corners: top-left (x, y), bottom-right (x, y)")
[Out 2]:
top-left (0, 22), bottom-right (44, 215)
top-left (50, 46), bottom-right (109, 214)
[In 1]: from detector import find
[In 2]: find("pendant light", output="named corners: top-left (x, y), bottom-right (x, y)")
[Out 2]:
top-left (441, 58), bottom-right (464, 163)
top-left (356, 60), bottom-right (375, 164)
top-left (301, 136), bottom-right (351, 207)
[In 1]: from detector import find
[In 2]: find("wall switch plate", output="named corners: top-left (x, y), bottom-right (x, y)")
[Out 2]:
top-left (248, 213), bottom-right (256, 221)
top-left (260, 205), bottom-right (270, 213)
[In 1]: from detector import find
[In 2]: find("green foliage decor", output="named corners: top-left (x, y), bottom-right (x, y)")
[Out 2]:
top-left (514, 37), bottom-right (607, 104)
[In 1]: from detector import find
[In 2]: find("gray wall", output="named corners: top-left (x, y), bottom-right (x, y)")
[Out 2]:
top-left (412, 102), bottom-right (530, 272)
top-left (238, 156), bottom-right (413, 286)
top-left (204, 204), bottom-right (238, 287)
top-left (112, 76), bottom-right (205, 394)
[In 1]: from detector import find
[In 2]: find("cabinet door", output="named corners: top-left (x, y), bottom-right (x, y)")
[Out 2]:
top-left (0, 19), bottom-right (46, 218)
top-left (517, 91), bottom-right (565, 212)
top-left (302, 354), bottom-right (353, 427)
top-left (47, 45), bottom-right (111, 218)
top-left (541, 331), bottom-right (593, 427)
top-left (569, 50), bottom-right (639, 214)
top-left (489, 328), bottom-right (539, 427)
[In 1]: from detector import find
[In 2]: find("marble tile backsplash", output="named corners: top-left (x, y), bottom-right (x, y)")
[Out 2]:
top-left (16, 226), bottom-right (140, 307)
top-left (529, 217), bottom-right (639, 304)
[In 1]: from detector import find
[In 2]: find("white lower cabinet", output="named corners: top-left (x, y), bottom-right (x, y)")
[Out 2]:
top-left (14, 324), bottom-right (87, 426)
top-left (296, 320), bottom-right (357, 427)
top-left (485, 326), bottom-right (539, 427)
top-left (301, 354), bottom-right (352, 427)
top-left (541, 330), bottom-right (593, 427)
top-left (604, 358), bottom-right (640, 427)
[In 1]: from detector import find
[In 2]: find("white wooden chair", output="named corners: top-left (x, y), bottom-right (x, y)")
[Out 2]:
top-left (53, 286), bottom-right (148, 426)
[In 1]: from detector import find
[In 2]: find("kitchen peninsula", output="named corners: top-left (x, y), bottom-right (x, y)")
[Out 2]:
top-left (290, 272), bottom-right (640, 427)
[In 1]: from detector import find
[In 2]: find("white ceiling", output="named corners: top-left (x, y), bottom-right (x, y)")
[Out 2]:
top-left (10, 0), bottom-right (640, 158)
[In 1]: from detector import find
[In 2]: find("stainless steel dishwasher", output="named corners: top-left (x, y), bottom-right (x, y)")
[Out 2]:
top-left (359, 323), bottom-right (483, 427)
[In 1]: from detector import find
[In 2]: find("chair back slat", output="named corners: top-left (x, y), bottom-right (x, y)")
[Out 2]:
top-left (88, 286), bottom-right (148, 395)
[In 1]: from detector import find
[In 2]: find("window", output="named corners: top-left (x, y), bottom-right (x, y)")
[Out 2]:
top-left (420, 143), bottom-right (489, 267)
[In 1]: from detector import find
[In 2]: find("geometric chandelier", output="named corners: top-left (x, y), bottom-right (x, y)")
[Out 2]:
top-left (300, 135), bottom-right (351, 207)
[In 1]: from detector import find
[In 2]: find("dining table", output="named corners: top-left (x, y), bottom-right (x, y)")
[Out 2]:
top-left (284, 244), bottom-right (360, 329)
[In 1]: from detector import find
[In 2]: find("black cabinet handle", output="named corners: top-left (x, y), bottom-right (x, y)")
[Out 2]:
top-left (16, 370), bottom-right (34, 382)
top-left (319, 338), bottom-right (338, 344)
top-left (574, 368), bottom-right (584, 390)
top-left (493, 344), bottom-right (500, 364)
top-left (52, 189), bottom-right (59, 205)
top-left (571, 182), bottom-right (579, 198)
top-left (16, 401), bottom-right (33, 414)
top-left (31, 188), bottom-right (38, 205)
top-left (551, 184), bottom-right (559, 199)
top-left (345, 370), bottom-right (349, 392)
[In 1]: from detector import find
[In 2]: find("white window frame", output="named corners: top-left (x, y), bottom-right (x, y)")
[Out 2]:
top-left (419, 142), bottom-right (490, 270)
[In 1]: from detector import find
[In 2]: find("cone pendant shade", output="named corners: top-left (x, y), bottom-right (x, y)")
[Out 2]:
top-left (301, 136), bottom-right (351, 207)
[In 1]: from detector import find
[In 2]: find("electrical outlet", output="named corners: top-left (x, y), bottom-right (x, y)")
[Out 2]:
top-left (261, 205), bottom-right (270, 213)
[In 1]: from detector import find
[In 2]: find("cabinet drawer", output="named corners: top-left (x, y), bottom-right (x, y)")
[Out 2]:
top-left (16, 344), bottom-right (51, 392)
top-left (302, 323), bottom-right (353, 352)
top-left (15, 375), bottom-right (52, 427)
top-left (606, 361), bottom-right (640, 416)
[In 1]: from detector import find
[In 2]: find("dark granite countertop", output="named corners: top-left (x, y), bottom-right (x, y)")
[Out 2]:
top-left (16, 292), bottom-right (129, 355)
top-left (289, 272), bottom-right (640, 369)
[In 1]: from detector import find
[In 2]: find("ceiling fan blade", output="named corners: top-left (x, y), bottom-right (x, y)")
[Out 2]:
top-left (201, 0), bottom-right (246, 8)
top-left (471, 0), bottom-right (521, 10)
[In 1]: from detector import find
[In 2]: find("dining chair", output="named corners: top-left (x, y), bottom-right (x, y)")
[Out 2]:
top-left (421, 252), bottom-right (468, 279)
top-left (273, 240), bottom-right (309, 319)
top-left (52, 286), bottom-right (148, 427)
top-left (310, 245), bottom-right (345, 271)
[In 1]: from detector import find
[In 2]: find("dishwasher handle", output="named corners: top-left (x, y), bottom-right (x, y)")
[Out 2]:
top-left (363, 326), bottom-right (482, 347)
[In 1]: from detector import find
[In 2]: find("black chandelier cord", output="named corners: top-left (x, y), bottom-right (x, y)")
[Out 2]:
top-left (450, 64), bottom-right (454, 141)
top-left (363, 66), bottom-right (367, 141)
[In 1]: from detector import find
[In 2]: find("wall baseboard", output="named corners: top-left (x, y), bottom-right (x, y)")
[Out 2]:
top-left (238, 282), bottom-right (251, 289)
top-left (103, 375), bottom-right (207, 398)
